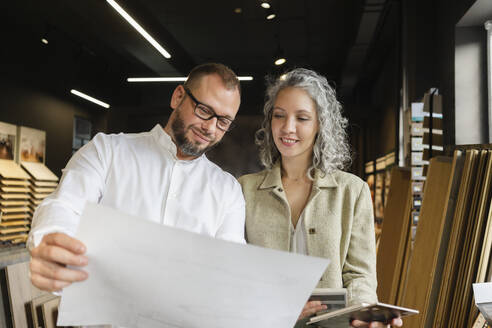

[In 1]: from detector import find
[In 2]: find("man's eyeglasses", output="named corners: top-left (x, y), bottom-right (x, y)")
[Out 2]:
top-left (183, 86), bottom-right (236, 132)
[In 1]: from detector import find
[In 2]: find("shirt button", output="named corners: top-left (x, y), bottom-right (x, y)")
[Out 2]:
top-left (277, 188), bottom-right (283, 192)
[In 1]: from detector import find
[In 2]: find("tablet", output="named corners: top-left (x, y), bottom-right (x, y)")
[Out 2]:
top-left (307, 302), bottom-right (419, 327)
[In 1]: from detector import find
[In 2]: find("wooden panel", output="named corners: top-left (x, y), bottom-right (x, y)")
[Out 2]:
top-left (376, 167), bottom-right (412, 304)
top-left (433, 150), bottom-right (479, 327)
top-left (39, 297), bottom-right (61, 328)
top-left (0, 220), bottom-right (30, 227)
top-left (0, 160), bottom-right (30, 180)
top-left (468, 151), bottom-right (492, 326)
top-left (0, 200), bottom-right (30, 206)
top-left (450, 150), bottom-right (489, 328)
top-left (0, 227), bottom-right (29, 234)
top-left (30, 186), bottom-right (56, 194)
top-left (0, 206), bottom-right (31, 213)
top-left (401, 156), bottom-right (454, 328)
top-left (28, 294), bottom-right (58, 328)
top-left (20, 162), bottom-right (58, 182)
top-left (4, 261), bottom-right (48, 328)
top-left (461, 151), bottom-right (492, 327)
top-left (30, 193), bottom-right (49, 200)
top-left (0, 179), bottom-right (30, 186)
top-left (1, 213), bottom-right (30, 220)
top-left (0, 234), bottom-right (28, 242)
top-left (31, 181), bottom-right (58, 187)
top-left (0, 186), bottom-right (30, 193)
top-left (0, 194), bottom-right (30, 200)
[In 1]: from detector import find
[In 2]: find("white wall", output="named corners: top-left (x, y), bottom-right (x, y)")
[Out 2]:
top-left (455, 27), bottom-right (488, 145)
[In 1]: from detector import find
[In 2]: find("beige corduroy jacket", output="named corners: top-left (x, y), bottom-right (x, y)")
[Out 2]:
top-left (238, 162), bottom-right (378, 305)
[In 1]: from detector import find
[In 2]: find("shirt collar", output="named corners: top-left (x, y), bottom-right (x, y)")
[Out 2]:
top-left (258, 161), bottom-right (338, 189)
top-left (150, 124), bottom-right (205, 163)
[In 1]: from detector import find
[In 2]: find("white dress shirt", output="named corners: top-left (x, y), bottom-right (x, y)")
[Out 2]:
top-left (28, 124), bottom-right (246, 248)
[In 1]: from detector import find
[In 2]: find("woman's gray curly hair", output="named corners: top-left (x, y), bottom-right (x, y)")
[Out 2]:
top-left (255, 68), bottom-right (352, 177)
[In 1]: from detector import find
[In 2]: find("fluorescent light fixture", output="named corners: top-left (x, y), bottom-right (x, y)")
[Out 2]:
top-left (128, 77), bottom-right (187, 82)
top-left (70, 89), bottom-right (110, 109)
top-left (41, 38), bottom-right (48, 44)
top-left (275, 58), bottom-right (286, 66)
top-left (267, 13), bottom-right (276, 20)
top-left (106, 0), bottom-right (171, 59)
top-left (261, 2), bottom-right (271, 9)
top-left (127, 76), bottom-right (254, 82)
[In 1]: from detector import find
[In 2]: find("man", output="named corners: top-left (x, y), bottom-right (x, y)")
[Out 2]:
top-left (28, 63), bottom-right (245, 292)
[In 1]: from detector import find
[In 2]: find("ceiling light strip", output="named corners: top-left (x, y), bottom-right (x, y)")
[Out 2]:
top-left (106, 0), bottom-right (171, 59)
top-left (70, 89), bottom-right (110, 109)
top-left (127, 76), bottom-right (254, 82)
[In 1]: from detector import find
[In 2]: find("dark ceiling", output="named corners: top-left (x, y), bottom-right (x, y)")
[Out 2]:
top-left (0, 0), bottom-right (389, 115)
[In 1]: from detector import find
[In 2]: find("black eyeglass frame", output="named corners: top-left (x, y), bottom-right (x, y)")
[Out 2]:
top-left (182, 86), bottom-right (236, 132)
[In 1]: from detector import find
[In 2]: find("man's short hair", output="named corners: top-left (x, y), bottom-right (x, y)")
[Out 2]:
top-left (184, 63), bottom-right (241, 95)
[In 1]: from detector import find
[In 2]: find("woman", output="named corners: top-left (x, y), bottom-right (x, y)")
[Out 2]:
top-left (238, 68), bottom-right (402, 327)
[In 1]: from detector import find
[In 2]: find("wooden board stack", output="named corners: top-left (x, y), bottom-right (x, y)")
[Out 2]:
top-left (393, 146), bottom-right (492, 327)
top-left (0, 159), bottom-right (32, 244)
top-left (20, 161), bottom-right (58, 214)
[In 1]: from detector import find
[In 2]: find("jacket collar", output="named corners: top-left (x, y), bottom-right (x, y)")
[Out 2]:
top-left (258, 161), bottom-right (338, 190)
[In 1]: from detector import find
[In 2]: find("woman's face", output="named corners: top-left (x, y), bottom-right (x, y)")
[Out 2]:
top-left (271, 87), bottom-right (319, 161)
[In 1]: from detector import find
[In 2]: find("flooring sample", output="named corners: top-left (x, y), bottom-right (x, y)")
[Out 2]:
top-left (376, 167), bottom-right (412, 304)
top-left (1, 179), bottom-right (30, 186)
top-left (433, 150), bottom-right (479, 327)
top-left (0, 200), bottom-right (29, 206)
top-left (20, 162), bottom-right (58, 181)
top-left (28, 294), bottom-right (58, 328)
top-left (450, 151), bottom-right (489, 328)
top-left (0, 194), bottom-right (30, 200)
top-left (0, 220), bottom-right (30, 227)
top-left (4, 261), bottom-right (48, 327)
top-left (31, 180), bottom-right (58, 187)
top-left (0, 186), bottom-right (30, 193)
top-left (0, 233), bottom-right (28, 242)
top-left (0, 227), bottom-right (29, 234)
top-left (30, 186), bottom-right (56, 194)
top-left (0, 206), bottom-right (30, 213)
top-left (1, 213), bottom-right (30, 220)
top-left (39, 297), bottom-right (61, 328)
top-left (0, 159), bottom-right (30, 180)
top-left (401, 156), bottom-right (455, 328)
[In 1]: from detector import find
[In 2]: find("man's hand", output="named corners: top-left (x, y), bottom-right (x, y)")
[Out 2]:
top-left (30, 233), bottom-right (89, 291)
top-left (298, 301), bottom-right (327, 320)
top-left (351, 317), bottom-right (403, 327)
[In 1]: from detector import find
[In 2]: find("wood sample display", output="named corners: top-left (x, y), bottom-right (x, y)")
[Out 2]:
top-left (0, 159), bottom-right (32, 245)
top-left (376, 167), bottom-right (412, 304)
top-left (28, 294), bottom-right (59, 328)
top-left (3, 261), bottom-right (49, 328)
top-left (20, 161), bottom-right (58, 215)
top-left (433, 150), bottom-right (479, 327)
top-left (400, 155), bottom-right (457, 328)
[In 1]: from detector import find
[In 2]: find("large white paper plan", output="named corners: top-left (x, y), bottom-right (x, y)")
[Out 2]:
top-left (57, 202), bottom-right (330, 328)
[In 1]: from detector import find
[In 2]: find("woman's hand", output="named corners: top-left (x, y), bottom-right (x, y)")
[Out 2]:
top-left (298, 301), bottom-right (327, 320)
top-left (351, 317), bottom-right (403, 327)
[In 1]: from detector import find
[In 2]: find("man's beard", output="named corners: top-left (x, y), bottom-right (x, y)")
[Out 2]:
top-left (171, 108), bottom-right (219, 157)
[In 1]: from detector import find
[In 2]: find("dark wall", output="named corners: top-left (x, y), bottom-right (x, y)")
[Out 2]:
top-left (0, 80), bottom-right (108, 177)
